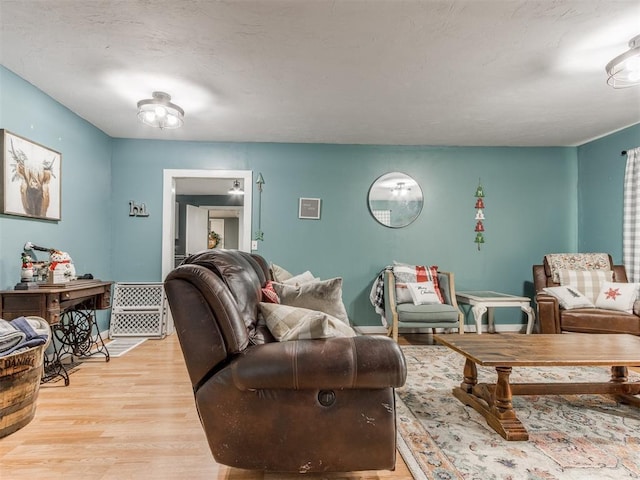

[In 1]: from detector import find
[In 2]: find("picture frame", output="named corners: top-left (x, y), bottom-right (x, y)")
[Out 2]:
top-left (1, 129), bottom-right (61, 221)
top-left (298, 197), bottom-right (321, 220)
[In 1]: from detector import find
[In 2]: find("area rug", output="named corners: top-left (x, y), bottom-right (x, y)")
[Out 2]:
top-left (396, 345), bottom-right (640, 480)
top-left (103, 337), bottom-right (147, 357)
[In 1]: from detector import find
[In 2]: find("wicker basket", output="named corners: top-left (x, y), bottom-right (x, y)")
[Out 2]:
top-left (0, 317), bottom-right (50, 438)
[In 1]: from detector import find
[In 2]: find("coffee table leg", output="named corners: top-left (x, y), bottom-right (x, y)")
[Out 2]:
top-left (610, 365), bottom-right (628, 383)
top-left (452, 364), bottom-right (529, 441)
top-left (461, 358), bottom-right (477, 392)
top-left (494, 366), bottom-right (515, 416)
top-left (610, 366), bottom-right (640, 407)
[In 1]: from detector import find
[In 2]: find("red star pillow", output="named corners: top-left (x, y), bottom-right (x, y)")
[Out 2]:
top-left (594, 282), bottom-right (639, 313)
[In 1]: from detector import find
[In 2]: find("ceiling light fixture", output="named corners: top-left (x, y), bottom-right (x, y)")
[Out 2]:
top-left (606, 34), bottom-right (640, 88)
top-left (391, 182), bottom-right (410, 196)
top-left (137, 91), bottom-right (184, 129)
top-left (228, 179), bottom-right (245, 195)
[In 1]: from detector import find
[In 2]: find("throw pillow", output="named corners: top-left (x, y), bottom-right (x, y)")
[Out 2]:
top-left (392, 263), bottom-right (444, 304)
top-left (558, 269), bottom-right (613, 305)
top-left (545, 253), bottom-right (612, 283)
top-left (283, 270), bottom-right (318, 286)
top-left (542, 286), bottom-right (594, 310)
top-left (261, 281), bottom-right (280, 304)
top-left (406, 281), bottom-right (442, 305)
top-left (270, 263), bottom-right (293, 283)
top-left (272, 277), bottom-right (349, 324)
top-left (258, 303), bottom-right (356, 341)
top-left (594, 282), bottom-right (639, 313)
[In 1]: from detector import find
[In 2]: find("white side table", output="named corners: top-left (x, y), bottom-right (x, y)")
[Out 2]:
top-left (455, 291), bottom-right (535, 334)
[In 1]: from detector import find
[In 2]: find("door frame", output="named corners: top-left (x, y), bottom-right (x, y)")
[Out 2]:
top-left (161, 169), bottom-right (252, 281)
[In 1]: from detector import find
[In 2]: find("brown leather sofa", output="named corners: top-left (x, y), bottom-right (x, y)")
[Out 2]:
top-left (164, 249), bottom-right (407, 473)
top-left (533, 257), bottom-right (640, 335)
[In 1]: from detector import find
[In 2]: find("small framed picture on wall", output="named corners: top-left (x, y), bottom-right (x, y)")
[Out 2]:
top-left (299, 197), bottom-right (321, 220)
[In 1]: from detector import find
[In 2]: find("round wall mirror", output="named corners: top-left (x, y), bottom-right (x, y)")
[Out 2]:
top-left (368, 172), bottom-right (423, 228)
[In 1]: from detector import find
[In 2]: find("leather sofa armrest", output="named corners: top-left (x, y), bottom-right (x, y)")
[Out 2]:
top-left (231, 335), bottom-right (407, 391)
top-left (536, 292), bottom-right (561, 333)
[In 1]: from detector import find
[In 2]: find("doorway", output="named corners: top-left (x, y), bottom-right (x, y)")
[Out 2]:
top-left (161, 169), bottom-right (252, 281)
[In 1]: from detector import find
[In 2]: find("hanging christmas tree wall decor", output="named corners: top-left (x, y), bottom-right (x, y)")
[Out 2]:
top-left (474, 179), bottom-right (485, 250)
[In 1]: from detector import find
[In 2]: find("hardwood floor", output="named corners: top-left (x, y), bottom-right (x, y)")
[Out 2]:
top-left (0, 334), bottom-right (414, 480)
top-left (2, 332), bottom-right (638, 479)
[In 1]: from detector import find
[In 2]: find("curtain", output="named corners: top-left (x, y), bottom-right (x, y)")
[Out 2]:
top-left (623, 147), bottom-right (640, 282)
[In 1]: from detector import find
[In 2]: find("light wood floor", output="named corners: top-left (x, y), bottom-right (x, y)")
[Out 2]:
top-left (0, 334), bottom-right (416, 480)
top-left (2, 333), bottom-right (638, 480)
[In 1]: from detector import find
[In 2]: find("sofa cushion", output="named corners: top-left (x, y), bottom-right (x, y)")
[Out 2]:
top-left (406, 281), bottom-right (442, 305)
top-left (561, 309), bottom-right (640, 335)
top-left (595, 282), bottom-right (639, 313)
top-left (392, 263), bottom-right (443, 304)
top-left (272, 277), bottom-right (349, 323)
top-left (558, 269), bottom-right (613, 304)
top-left (258, 303), bottom-right (356, 341)
top-left (543, 286), bottom-right (594, 310)
top-left (395, 303), bottom-right (459, 324)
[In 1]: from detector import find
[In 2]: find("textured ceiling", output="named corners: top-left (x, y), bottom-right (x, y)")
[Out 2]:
top-left (1, 0), bottom-right (639, 146)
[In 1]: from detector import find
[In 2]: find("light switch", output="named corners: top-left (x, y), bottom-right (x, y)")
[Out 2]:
top-left (251, 240), bottom-right (258, 250)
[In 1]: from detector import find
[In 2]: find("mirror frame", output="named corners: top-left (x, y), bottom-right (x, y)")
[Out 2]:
top-left (367, 172), bottom-right (423, 228)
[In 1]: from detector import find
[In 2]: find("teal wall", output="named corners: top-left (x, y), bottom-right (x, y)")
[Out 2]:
top-left (0, 66), bottom-right (113, 329)
top-left (9, 64), bottom-right (635, 330)
top-left (110, 140), bottom-right (577, 327)
top-left (578, 124), bottom-right (640, 262)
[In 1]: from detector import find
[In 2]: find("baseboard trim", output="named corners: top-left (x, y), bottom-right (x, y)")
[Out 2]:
top-left (354, 324), bottom-right (529, 335)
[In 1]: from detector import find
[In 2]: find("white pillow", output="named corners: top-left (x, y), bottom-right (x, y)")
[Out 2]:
top-left (594, 282), bottom-right (639, 313)
top-left (272, 277), bottom-right (349, 323)
top-left (543, 286), bottom-right (594, 310)
top-left (283, 270), bottom-right (318, 286)
top-left (407, 281), bottom-right (442, 305)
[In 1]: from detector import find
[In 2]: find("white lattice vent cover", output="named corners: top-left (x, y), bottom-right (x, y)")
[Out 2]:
top-left (113, 283), bottom-right (165, 309)
top-left (110, 312), bottom-right (164, 337)
top-left (110, 283), bottom-right (167, 338)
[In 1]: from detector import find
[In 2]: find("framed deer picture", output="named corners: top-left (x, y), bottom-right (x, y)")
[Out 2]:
top-left (1, 130), bottom-right (61, 221)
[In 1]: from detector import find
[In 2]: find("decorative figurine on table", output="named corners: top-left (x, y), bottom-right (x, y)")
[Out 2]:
top-left (20, 253), bottom-right (34, 282)
top-left (48, 250), bottom-right (77, 283)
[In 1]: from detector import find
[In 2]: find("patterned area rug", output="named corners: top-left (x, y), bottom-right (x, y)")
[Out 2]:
top-left (396, 345), bottom-right (640, 480)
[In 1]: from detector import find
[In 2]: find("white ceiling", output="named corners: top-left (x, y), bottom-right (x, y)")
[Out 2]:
top-left (1, 0), bottom-right (639, 147)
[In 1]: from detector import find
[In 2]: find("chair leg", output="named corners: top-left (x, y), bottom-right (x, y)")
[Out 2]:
top-left (391, 313), bottom-right (399, 342)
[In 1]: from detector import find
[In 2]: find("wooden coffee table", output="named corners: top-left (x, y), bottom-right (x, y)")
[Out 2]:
top-left (434, 333), bottom-right (640, 441)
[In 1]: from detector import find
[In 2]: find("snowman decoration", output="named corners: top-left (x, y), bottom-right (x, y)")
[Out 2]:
top-left (48, 250), bottom-right (77, 282)
top-left (20, 253), bottom-right (34, 282)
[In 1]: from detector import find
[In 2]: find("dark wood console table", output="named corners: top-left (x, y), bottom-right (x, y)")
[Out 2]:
top-left (0, 280), bottom-right (113, 385)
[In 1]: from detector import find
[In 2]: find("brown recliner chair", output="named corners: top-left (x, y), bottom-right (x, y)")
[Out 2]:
top-left (164, 249), bottom-right (407, 473)
top-left (533, 255), bottom-right (640, 335)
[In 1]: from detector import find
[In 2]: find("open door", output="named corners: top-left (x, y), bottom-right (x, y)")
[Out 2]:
top-left (185, 205), bottom-right (209, 256)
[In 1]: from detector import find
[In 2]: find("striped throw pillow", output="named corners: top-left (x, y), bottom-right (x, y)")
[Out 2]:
top-left (558, 269), bottom-right (613, 305)
top-left (258, 303), bottom-right (356, 341)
